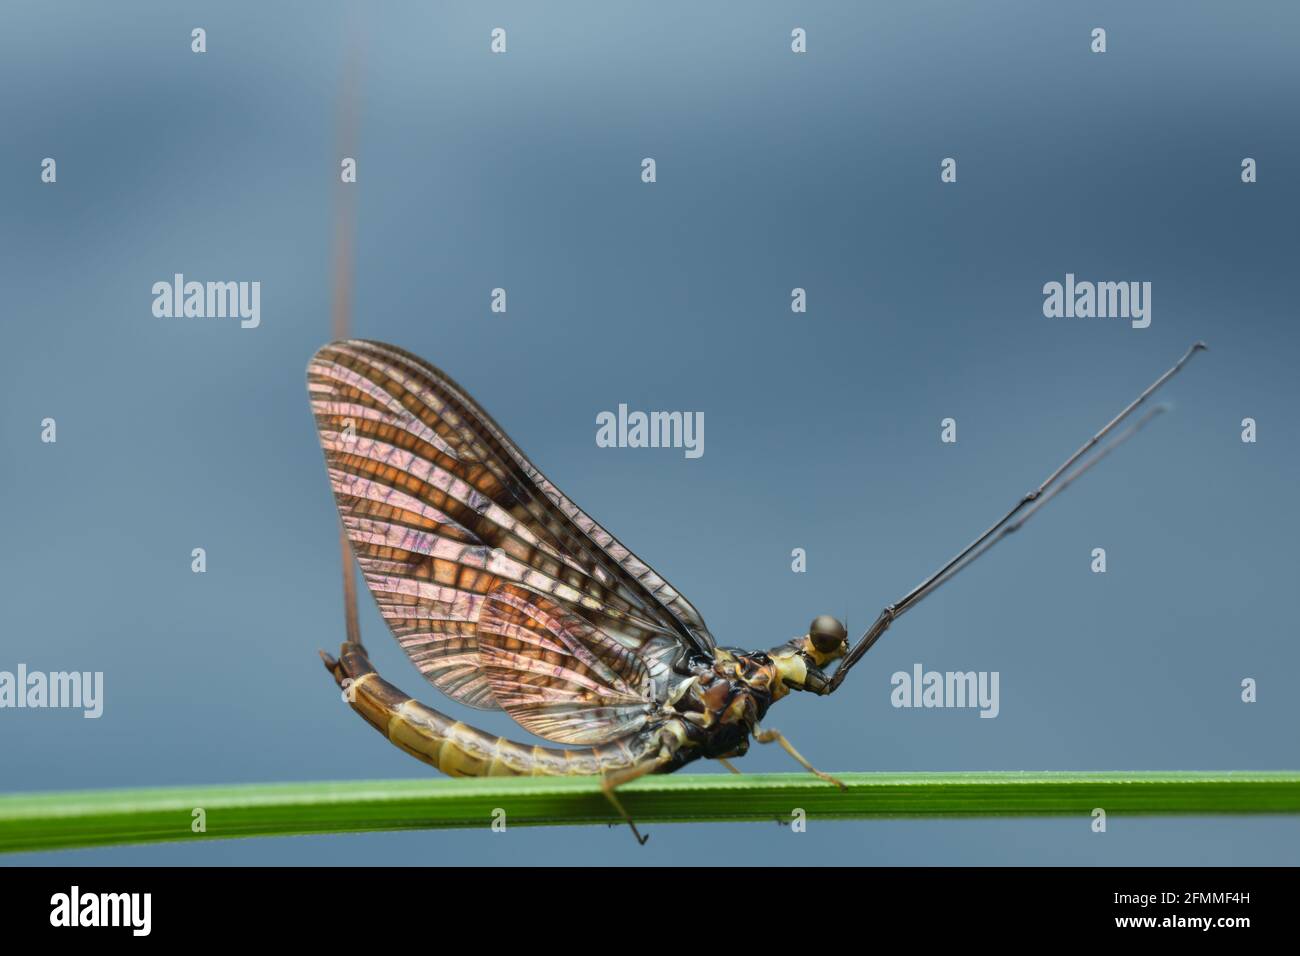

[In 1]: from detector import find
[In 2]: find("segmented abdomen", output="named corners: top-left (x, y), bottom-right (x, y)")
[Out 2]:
top-left (328, 643), bottom-right (670, 777)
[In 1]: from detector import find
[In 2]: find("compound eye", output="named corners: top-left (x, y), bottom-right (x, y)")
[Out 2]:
top-left (808, 614), bottom-right (847, 654)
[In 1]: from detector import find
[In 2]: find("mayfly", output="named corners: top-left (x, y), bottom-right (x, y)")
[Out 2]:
top-left (309, 338), bottom-right (1204, 842)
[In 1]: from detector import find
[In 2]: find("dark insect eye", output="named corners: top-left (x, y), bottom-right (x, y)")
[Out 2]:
top-left (808, 615), bottom-right (848, 653)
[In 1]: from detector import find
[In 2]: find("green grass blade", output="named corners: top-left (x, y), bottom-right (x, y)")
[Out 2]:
top-left (2, 771), bottom-right (1298, 854)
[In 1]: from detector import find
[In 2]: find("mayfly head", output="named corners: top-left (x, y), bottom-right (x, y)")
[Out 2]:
top-left (765, 615), bottom-right (849, 696)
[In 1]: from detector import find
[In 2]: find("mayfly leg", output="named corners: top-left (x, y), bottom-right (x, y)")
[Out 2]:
top-left (754, 726), bottom-right (847, 790)
top-left (600, 762), bottom-right (664, 846)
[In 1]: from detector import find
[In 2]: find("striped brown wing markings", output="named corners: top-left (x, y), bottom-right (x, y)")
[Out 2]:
top-left (312, 347), bottom-right (671, 640)
top-left (350, 340), bottom-right (715, 653)
top-left (477, 584), bottom-right (656, 745)
top-left (311, 364), bottom-right (493, 708)
top-left (308, 340), bottom-right (712, 731)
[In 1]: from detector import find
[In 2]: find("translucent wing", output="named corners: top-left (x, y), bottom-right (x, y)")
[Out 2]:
top-left (307, 340), bottom-right (713, 736)
top-left (477, 584), bottom-right (657, 744)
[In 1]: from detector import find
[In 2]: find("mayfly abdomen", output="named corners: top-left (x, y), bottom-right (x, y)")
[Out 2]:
top-left (323, 642), bottom-right (662, 779)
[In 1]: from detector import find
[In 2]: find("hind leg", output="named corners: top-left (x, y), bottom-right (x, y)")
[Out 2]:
top-left (601, 760), bottom-right (663, 845)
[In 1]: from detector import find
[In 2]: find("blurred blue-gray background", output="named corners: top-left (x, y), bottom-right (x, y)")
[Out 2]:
top-left (2, 1), bottom-right (1297, 865)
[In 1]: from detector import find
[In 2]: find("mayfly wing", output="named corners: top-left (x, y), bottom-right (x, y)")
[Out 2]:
top-left (307, 339), bottom-right (712, 736)
top-left (477, 583), bottom-right (662, 744)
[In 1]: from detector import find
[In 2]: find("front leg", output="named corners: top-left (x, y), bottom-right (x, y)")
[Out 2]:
top-left (802, 662), bottom-right (833, 695)
top-left (824, 606), bottom-right (897, 693)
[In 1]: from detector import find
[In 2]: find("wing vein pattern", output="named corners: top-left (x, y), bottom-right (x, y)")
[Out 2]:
top-left (307, 340), bottom-right (713, 743)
